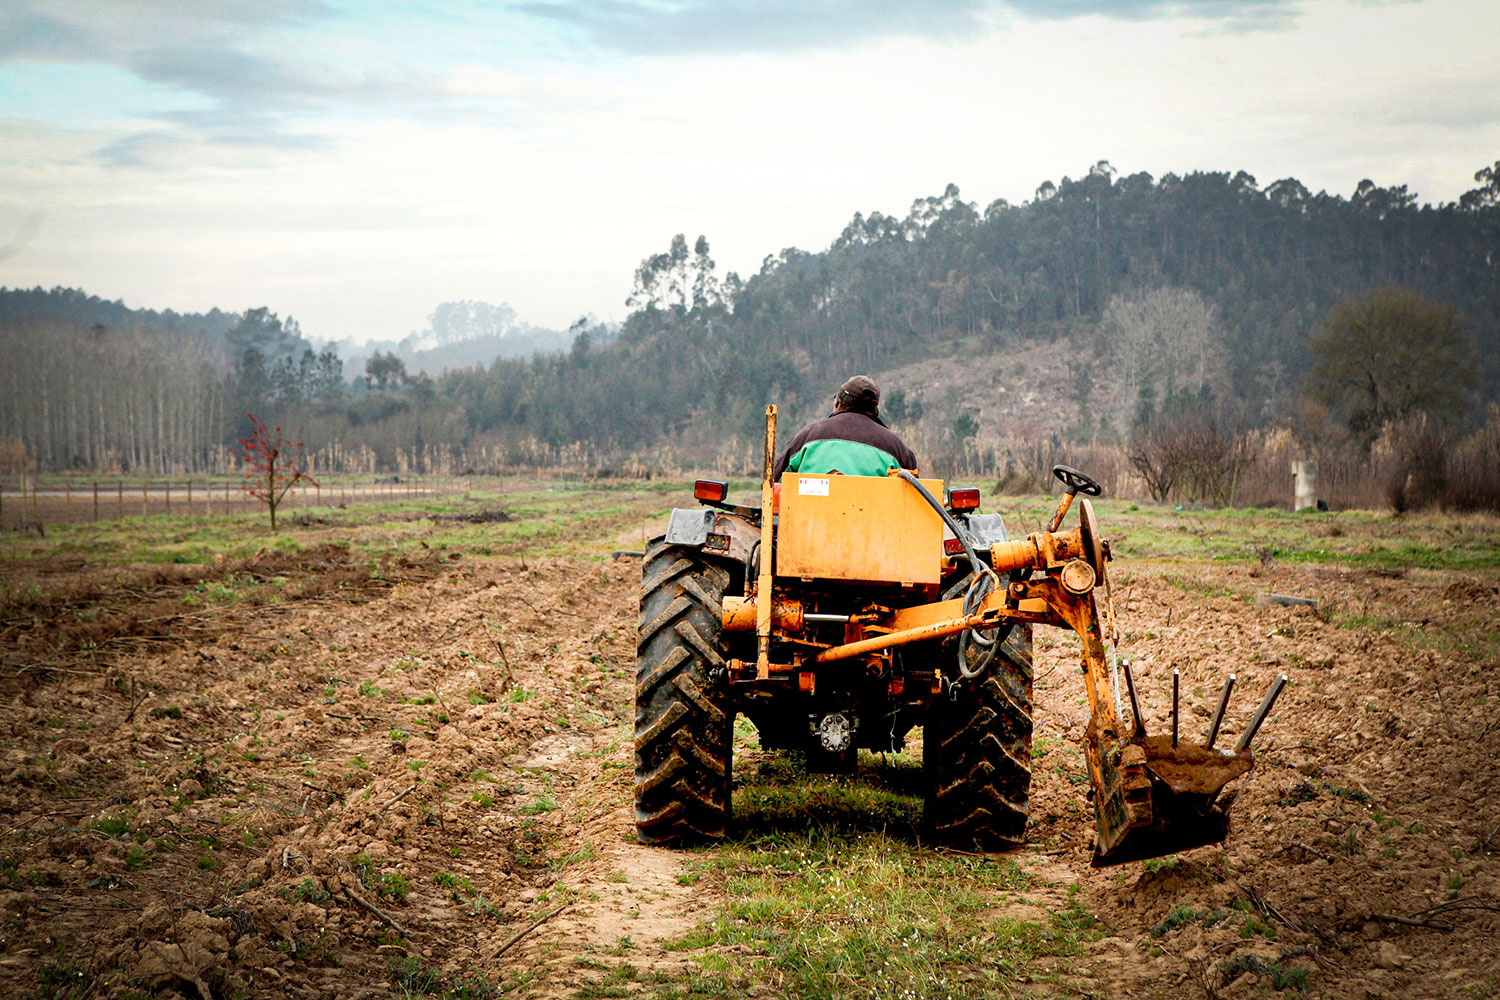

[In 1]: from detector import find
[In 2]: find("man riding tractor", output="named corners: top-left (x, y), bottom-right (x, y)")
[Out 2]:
top-left (774, 375), bottom-right (917, 479)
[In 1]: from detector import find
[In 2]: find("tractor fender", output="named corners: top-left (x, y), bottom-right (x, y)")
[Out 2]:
top-left (961, 512), bottom-right (1011, 546)
top-left (663, 507), bottom-right (759, 564)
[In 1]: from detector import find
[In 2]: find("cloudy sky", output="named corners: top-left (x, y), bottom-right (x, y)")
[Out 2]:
top-left (1, 0), bottom-right (1496, 344)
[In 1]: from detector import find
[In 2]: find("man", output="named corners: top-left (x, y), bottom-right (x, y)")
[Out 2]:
top-left (773, 375), bottom-right (918, 478)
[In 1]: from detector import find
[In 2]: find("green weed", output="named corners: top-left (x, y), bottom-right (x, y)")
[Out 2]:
top-left (1216, 953), bottom-right (1310, 993)
top-left (434, 871), bottom-right (477, 898)
top-left (354, 854), bottom-right (410, 902)
top-left (90, 815), bottom-right (132, 838)
top-left (1151, 903), bottom-right (1199, 937)
top-left (282, 878), bottom-right (332, 906)
top-left (521, 794), bottom-right (558, 815)
top-left (389, 955), bottom-right (441, 994)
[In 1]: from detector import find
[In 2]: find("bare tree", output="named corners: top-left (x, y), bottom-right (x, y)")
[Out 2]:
top-left (1099, 287), bottom-right (1226, 433)
top-left (1130, 398), bottom-right (1254, 506)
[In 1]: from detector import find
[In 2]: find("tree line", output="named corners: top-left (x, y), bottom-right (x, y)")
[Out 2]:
top-left (2, 159), bottom-right (1497, 493)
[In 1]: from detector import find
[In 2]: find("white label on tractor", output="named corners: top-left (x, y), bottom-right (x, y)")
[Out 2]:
top-left (798, 478), bottom-right (830, 496)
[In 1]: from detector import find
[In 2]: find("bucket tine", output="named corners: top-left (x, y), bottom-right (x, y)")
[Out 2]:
top-left (1123, 659), bottom-right (1145, 738)
top-left (1234, 674), bottom-right (1289, 752)
top-left (1206, 673), bottom-right (1235, 749)
top-left (1171, 669), bottom-right (1179, 748)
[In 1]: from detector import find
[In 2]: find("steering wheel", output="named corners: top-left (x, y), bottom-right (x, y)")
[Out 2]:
top-left (1052, 464), bottom-right (1102, 497)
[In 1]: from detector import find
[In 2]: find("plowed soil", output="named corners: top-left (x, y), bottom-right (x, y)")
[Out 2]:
top-left (1, 502), bottom-right (1497, 999)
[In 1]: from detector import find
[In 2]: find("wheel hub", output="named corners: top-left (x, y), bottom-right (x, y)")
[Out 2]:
top-left (812, 711), bottom-right (854, 752)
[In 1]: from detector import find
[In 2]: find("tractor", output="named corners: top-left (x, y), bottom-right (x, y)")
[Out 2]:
top-left (635, 405), bottom-right (1284, 864)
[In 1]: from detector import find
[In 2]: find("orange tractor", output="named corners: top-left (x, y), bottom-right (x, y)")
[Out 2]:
top-left (635, 405), bottom-right (1284, 863)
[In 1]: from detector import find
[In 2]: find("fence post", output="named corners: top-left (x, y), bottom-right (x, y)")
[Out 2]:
top-left (1292, 460), bottom-right (1318, 512)
top-left (93, 481), bottom-right (99, 522)
top-left (65, 481), bottom-right (72, 523)
top-left (117, 481), bottom-right (123, 520)
top-left (187, 480), bottom-right (192, 515)
top-left (165, 481), bottom-right (171, 516)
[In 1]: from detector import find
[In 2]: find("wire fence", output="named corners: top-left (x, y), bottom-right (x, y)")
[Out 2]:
top-left (0, 475), bottom-right (475, 532)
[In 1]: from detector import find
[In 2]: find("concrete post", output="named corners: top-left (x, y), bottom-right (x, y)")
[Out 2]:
top-left (1292, 460), bottom-right (1318, 511)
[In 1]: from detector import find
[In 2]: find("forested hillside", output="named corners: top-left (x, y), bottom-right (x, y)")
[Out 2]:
top-left (472, 161), bottom-right (1500, 461)
top-left (3, 160), bottom-right (1498, 502)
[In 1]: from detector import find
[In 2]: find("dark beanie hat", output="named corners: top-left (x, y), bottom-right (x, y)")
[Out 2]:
top-left (835, 375), bottom-right (880, 413)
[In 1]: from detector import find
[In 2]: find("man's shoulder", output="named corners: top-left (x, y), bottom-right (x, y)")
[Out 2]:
top-left (817, 411), bottom-right (911, 457)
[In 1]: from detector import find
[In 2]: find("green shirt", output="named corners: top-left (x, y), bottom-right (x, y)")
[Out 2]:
top-left (784, 438), bottom-right (904, 477)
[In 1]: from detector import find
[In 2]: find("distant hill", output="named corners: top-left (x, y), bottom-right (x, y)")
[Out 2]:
top-left (0, 288), bottom-right (598, 379)
top-left (337, 300), bottom-right (616, 377)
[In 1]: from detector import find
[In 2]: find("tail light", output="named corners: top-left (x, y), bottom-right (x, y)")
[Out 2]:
top-left (948, 487), bottom-right (980, 511)
top-left (943, 537), bottom-right (966, 555)
top-left (694, 479), bottom-right (727, 503)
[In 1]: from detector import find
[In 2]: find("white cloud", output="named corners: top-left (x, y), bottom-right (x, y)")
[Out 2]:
top-left (1, 0), bottom-right (1496, 341)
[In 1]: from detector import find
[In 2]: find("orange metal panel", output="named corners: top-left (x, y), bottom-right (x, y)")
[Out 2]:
top-left (777, 473), bottom-right (944, 584)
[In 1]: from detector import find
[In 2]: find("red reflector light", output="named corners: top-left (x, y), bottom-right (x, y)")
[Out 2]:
top-left (693, 479), bottom-right (727, 503)
top-left (943, 537), bottom-right (965, 555)
top-left (949, 487), bottom-right (980, 511)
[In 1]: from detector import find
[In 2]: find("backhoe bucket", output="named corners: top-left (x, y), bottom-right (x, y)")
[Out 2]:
top-left (1089, 737), bottom-right (1253, 867)
top-left (1086, 671), bottom-right (1286, 866)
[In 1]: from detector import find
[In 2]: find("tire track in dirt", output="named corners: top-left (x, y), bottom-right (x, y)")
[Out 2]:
top-left (500, 724), bottom-right (712, 996)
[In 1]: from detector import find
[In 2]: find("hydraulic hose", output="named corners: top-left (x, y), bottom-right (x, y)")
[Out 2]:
top-left (894, 470), bottom-right (1006, 681)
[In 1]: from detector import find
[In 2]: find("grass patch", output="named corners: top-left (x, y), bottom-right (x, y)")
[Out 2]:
top-left (653, 750), bottom-right (1102, 998)
top-left (666, 825), bottom-right (1084, 1000)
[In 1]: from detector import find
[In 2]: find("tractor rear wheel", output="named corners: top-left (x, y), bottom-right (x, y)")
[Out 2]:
top-left (634, 539), bottom-right (734, 844)
top-left (923, 626), bottom-right (1033, 850)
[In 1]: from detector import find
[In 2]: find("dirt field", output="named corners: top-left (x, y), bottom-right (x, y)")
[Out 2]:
top-left (1, 486), bottom-right (1496, 999)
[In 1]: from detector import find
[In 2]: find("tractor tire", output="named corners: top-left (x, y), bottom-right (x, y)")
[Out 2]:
top-left (923, 627), bottom-right (1033, 850)
top-left (634, 538), bottom-right (734, 844)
